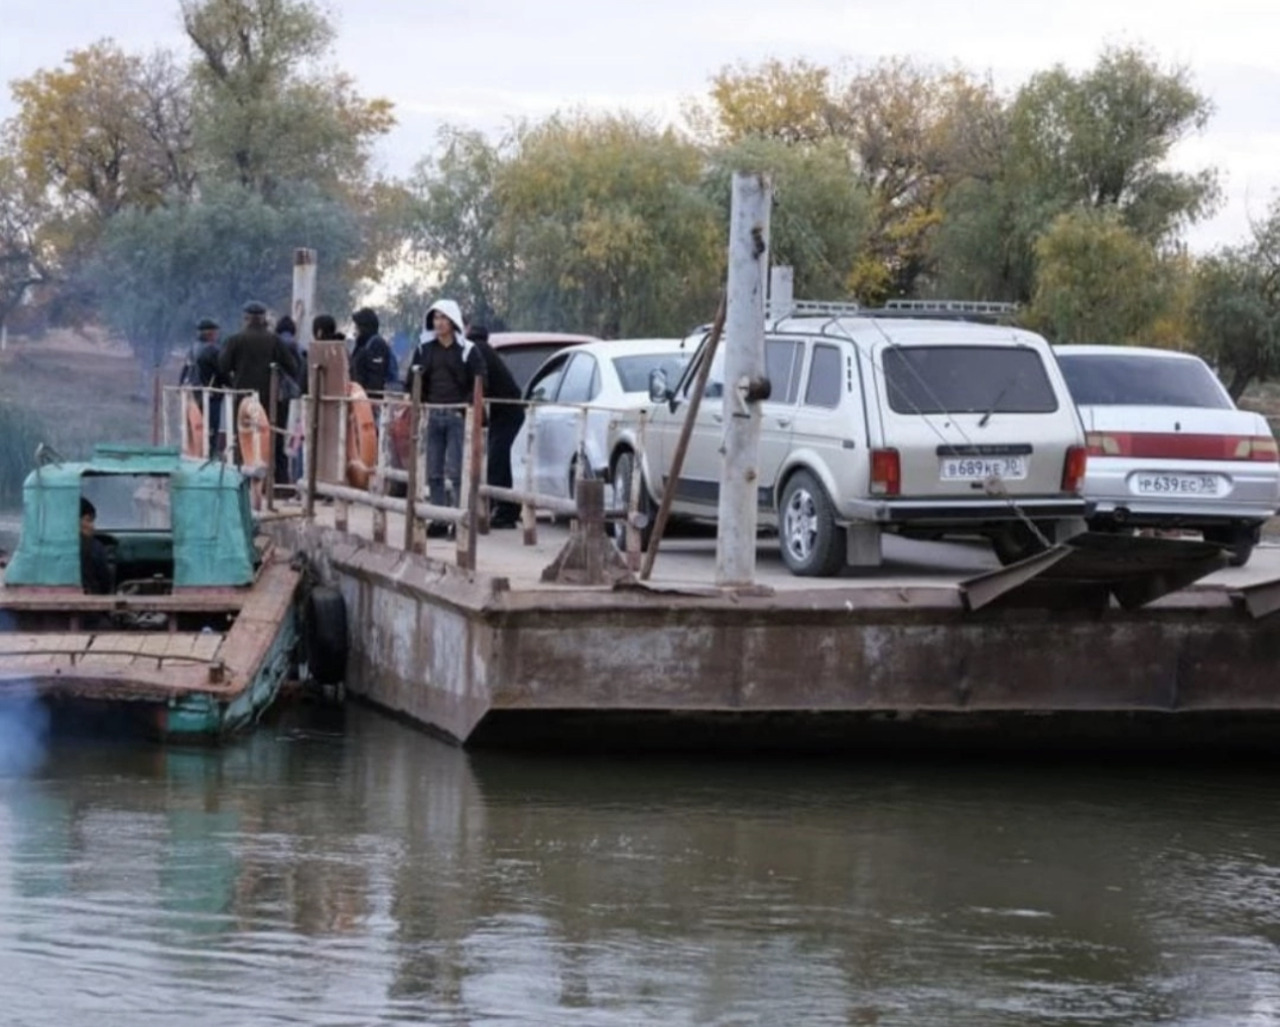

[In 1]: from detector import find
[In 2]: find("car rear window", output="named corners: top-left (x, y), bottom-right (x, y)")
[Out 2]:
top-left (612, 353), bottom-right (693, 394)
top-left (1057, 353), bottom-right (1233, 409)
top-left (497, 345), bottom-right (571, 390)
top-left (883, 346), bottom-right (1058, 415)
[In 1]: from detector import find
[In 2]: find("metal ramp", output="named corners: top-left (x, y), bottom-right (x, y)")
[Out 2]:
top-left (960, 533), bottom-right (1228, 612)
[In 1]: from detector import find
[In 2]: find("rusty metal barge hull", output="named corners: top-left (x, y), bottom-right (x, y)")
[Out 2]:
top-left (271, 519), bottom-right (1280, 752)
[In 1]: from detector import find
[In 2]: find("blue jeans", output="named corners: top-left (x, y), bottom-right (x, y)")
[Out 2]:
top-left (426, 409), bottom-right (464, 508)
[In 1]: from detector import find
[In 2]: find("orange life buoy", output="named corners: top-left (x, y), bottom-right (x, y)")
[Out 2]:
top-left (237, 395), bottom-right (272, 478)
top-left (346, 383), bottom-right (378, 489)
top-left (184, 398), bottom-right (206, 458)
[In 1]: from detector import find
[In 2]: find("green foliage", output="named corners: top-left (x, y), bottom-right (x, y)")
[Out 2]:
top-left (1192, 205), bottom-right (1280, 401)
top-left (0, 402), bottom-right (43, 508)
top-left (181, 0), bottom-right (394, 197)
top-left (1029, 208), bottom-right (1168, 343)
top-left (87, 181), bottom-right (356, 366)
top-left (704, 137), bottom-right (871, 302)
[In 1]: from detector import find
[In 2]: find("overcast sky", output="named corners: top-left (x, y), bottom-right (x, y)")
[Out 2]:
top-left (4, 0), bottom-right (1279, 254)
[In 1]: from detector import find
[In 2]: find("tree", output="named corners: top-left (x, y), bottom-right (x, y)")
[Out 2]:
top-left (1028, 208), bottom-right (1169, 344)
top-left (87, 181), bottom-right (356, 368)
top-left (496, 113), bottom-right (722, 337)
top-left (181, 0), bottom-right (394, 197)
top-left (0, 152), bottom-right (52, 329)
top-left (687, 58), bottom-right (839, 145)
top-left (400, 128), bottom-right (514, 328)
top-left (705, 136), bottom-right (871, 303)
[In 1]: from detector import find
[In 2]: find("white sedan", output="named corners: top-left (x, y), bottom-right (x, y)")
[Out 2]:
top-left (1056, 345), bottom-right (1280, 565)
top-left (511, 338), bottom-right (694, 503)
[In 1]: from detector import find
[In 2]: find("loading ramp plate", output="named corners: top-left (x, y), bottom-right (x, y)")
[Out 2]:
top-left (960, 533), bottom-right (1228, 612)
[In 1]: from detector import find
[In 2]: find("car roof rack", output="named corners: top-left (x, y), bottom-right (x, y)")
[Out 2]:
top-left (873, 299), bottom-right (1021, 322)
top-left (767, 299), bottom-right (864, 321)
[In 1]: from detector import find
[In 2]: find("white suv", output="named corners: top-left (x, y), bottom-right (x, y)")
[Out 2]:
top-left (607, 308), bottom-right (1090, 576)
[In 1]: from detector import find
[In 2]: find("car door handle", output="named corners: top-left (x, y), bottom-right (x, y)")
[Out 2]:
top-left (776, 417), bottom-right (792, 428)
top-left (711, 412), bottom-right (723, 423)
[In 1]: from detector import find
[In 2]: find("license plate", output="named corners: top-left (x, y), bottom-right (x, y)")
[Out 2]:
top-left (940, 456), bottom-right (1028, 481)
top-left (1131, 473), bottom-right (1221, 496)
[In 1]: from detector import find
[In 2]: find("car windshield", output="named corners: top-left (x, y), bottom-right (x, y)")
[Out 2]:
top-left (883, 346), bottom-right (1058, 415)
top-left (1057, 353), bottom-right (1233, 409)
top-left (499, 345), bottom-right (573, 390)
top-left (613, 352), bottom-right (693, 394)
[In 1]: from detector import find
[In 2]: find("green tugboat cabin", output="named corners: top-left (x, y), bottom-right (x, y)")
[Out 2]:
top-left (0, 445), bottom-right (317, 741)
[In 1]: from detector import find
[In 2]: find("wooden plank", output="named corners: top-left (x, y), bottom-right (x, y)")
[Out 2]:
top-left (0, 589), bottom-right (247, 613)
top-left (191, 633), bottom-right (224, 662)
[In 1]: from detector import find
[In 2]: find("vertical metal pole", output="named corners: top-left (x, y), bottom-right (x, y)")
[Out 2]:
top-left (625, 410), bottom-right (646, 572)
top-left (403, 370), bottom-right (423, 553)
top-left (521, 403), bottom-right (538, 546)
top-left (715, 172), bottom-right (772, 587)
top-left (223, 393), bottom-right (236, 465)
top-left (201, 387), bottom-right (211, 460)
top-left (304, 367), bottom-right (323, 520)
top-left (293, 247), bottom-right (317, 364)
top-left (334, 388), bottom-right (348, 533)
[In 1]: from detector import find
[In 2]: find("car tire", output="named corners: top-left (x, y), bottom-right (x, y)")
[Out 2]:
top-left (990, 522), bottom-right (1050, 566)
top-left (305, 586), bottom-right (348, 686)
top-left (610, 450), bottom-right (654, 551)
top-left (779, 470), bottom-right (845, 577)
top-left (1204, 524), bottom-right (1261, 568)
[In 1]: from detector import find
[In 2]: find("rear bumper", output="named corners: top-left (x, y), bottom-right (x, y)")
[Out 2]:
top-left (844, 496), bottom-right (1090, 525)
top-left (1085, 458), bottom-right (1280, 526)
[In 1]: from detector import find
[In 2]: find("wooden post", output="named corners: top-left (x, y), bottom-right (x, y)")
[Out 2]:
top-left (639, 293), bottom-right (727, 581)
top-left (403, 369), bottom-right (423, 553)
top-left (266, 364), bottom-right (279, 512)
top-left (372, 399), bottom-right (390, 544)
top-left (293, 248), bottom-right (317, 356)
top-left (716, 172), bottom-right (771, 588)
top-left (304, 365), bottom-right (323, 520)
top-left (457, 379), bottom-right (484, 570)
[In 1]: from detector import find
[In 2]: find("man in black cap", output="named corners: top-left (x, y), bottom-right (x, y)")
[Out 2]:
top-left (350, 307), bottom-right (395, 398)
top-left (466, 324), bottom-right (524, 528)
top-left (218, 301), bottom-right (300, 480)
top-left (180, 317), bottom-right (226, 450)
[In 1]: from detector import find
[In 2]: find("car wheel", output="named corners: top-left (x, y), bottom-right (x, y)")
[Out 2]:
top-left (1204, 524), bottom-right (1261, 568)
top-left (610, 450), bottom-right (653, 550)
top-left (990, 522), bottom-right (1050, 566)
top-left (779, 470), bottom-right (844, 577)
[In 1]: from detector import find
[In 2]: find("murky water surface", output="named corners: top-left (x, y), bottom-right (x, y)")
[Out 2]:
top-left (2, 705), bottom-right (1280, 1025)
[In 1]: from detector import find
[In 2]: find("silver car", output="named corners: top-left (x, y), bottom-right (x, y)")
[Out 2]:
top-left (1056, 345), bottom-right (1280, 565)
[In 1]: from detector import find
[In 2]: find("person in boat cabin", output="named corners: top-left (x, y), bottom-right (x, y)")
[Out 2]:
top-left (407, 299), bottom-right (488, 537)
top-left (79, 498), bottom-right (111, 595)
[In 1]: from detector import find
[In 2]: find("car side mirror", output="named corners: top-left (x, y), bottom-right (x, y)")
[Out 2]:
top-left (649, 368), bottom-right (671, 404)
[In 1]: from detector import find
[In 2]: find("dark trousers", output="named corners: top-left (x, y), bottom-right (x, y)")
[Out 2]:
top-left (487, 407), bottom-right (525, 524)
top-left (426, 409), bottom-right (465, 509)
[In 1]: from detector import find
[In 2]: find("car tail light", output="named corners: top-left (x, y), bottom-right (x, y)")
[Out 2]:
top-left (870, 448), bottom-right (900, 496)
top-left (1086, 431), bottom-right (1280, 463)
top-left (1061, 445), bottom-right (1088, 493)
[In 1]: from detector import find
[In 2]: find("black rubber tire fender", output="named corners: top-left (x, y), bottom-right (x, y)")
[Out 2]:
top-left (305, 585), bottom-right (348, 686)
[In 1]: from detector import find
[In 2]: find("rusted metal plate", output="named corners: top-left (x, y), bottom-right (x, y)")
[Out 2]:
top-left (961, 532), bottom-right (1228, 612)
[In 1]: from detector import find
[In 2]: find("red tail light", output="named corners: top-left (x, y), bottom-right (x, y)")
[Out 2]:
top-left (1061, 445), bottom-right (1088, 493)
top-left (1085, 432), bottom-right (1280, 463)
top-left (870, 448), bottom-right (901, 496)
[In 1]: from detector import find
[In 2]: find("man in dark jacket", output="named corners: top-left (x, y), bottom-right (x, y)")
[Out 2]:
top-left (217, 301), bottom-right (300, 478)
top-left (407, 298), bottom-right (487, 536)
top-left (466, 324), bottom-right (524, 528)
top-left (350, 307), bottom-right (394, 397)
top-left (180, 317), bottom-right (225, 448)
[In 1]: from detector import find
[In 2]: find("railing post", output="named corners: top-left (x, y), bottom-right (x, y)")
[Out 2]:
top-left (304, 366), bottom-right (323, 520)
top-left (266, 364), bottom-right (279, 512)
top-left (223, 392), bottom-right (236, 466)
top-left (403, 370), bottom-right (423, 553)
top-left (625, 409), bottom-right (647, 572)
top-left (334, 386), bottom-right (349, 534)
top-left (522, 402), bottom-right (538, 546)
top-left (372, 398), bottom-right (390, 544)
top-left (201, 386), bottom-right (211, 460)
top-left (457, 379), bottom-right (484, 571)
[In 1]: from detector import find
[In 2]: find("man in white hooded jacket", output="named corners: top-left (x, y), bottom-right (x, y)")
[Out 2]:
top-left (406, 299), bottom-right (488, 536)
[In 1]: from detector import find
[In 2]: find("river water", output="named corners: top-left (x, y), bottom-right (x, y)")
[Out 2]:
top-left (1, 705), bottom-right (1279, 1026)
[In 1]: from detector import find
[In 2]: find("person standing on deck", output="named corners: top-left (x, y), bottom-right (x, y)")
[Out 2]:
top-left (217, 301), bottom-right (300, 474)
top-left (349, 307), bottom-right (395, 398)
top-left (465, 324), bottom-right (524, 528)
top-left (180, 317), bottom-right (225, 449)
top-left (407, 299), bottom-right (487, 537)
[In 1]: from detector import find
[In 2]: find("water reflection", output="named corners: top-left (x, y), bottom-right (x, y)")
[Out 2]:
top-left (1, 706), bottom-right (1279, 1025)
